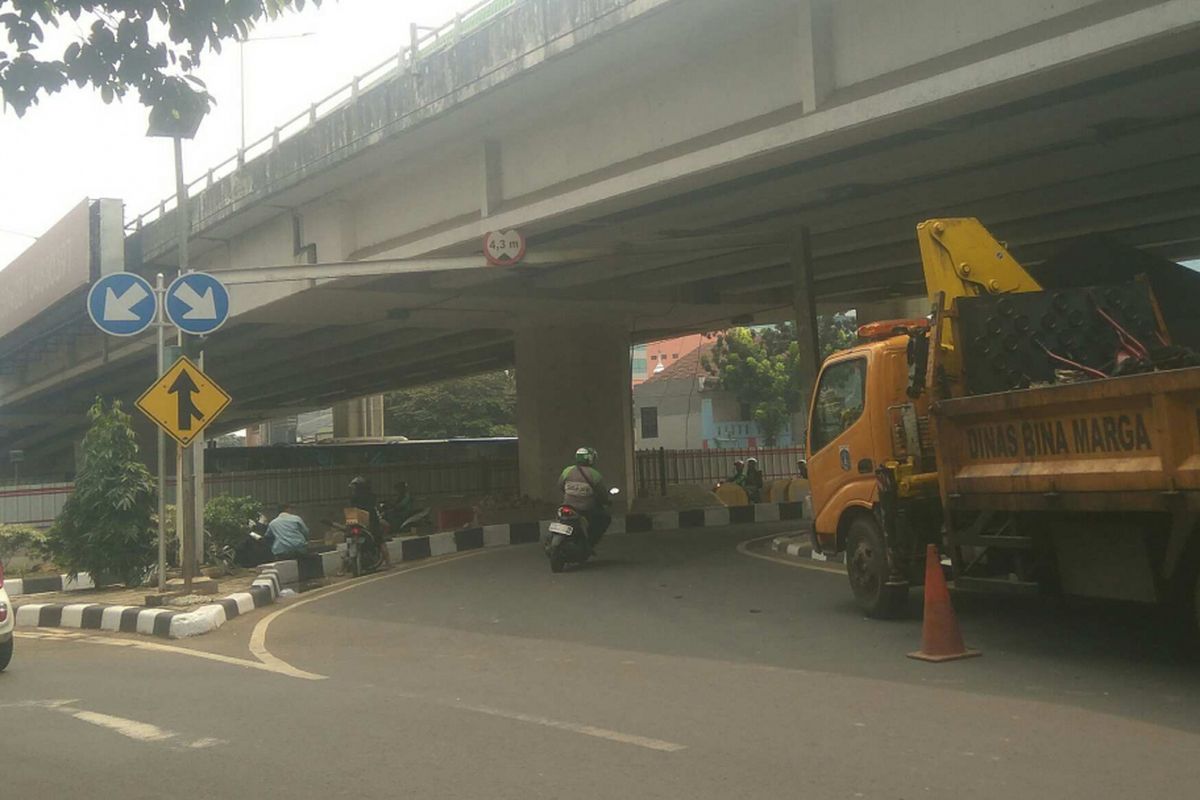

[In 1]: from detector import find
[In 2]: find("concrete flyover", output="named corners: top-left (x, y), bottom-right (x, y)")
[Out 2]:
top-left (3, 0), bottom-right (1200, 499)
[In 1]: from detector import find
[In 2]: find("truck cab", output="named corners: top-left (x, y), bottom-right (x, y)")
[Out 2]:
top-left (806, 322), bottom-right (939, 615)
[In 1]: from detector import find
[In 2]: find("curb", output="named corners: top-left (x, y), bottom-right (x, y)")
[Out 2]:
top-left (379, 501), bottom-right (809, 564)
top-left (4, 571), bottom-right (96, 598)
top-left (770, 531), bottom-right (845, 564)
top-left (14, 500), bottom-right (808, 639)
top-left (15, 567), bottom-right (285, 640)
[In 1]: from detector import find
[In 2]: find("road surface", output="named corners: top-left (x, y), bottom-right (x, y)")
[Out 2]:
top-left (4, 524), bottom-right (1199, 799)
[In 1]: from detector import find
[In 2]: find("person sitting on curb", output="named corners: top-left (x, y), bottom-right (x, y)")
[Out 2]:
top-left (267, 502), bottom-right (310, 559)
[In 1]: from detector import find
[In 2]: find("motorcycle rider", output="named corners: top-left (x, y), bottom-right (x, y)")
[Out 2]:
top-left (727, 459), bottom-right (746, 486)
top-left (744, 457), bottom-right (765, 503)
top-left (557, 446), bottom-right (611, 550)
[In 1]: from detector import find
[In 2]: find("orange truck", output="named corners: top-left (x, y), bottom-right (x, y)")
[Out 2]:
top-left (802, 218), bottom-right (1200, 637)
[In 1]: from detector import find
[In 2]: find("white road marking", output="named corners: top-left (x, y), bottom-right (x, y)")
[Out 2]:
top-left (14, 627), bottom-right (317, 679)
top-left (71, 710), bottom-right (177, 743)
top-left (460, 701), bottom-right (687, 752)
top-left (248, 549), bottom-right (485, 677)
top-left (737, 533), bottom-right (845, 575)
top-left (15, 550), bottom-right (491, 682)
top-left (1, 699), bottom-right (224, 750)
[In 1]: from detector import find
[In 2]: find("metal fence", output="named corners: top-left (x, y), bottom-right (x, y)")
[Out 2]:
top-left (195, 459), bottom-right (519, 508)
top-left (0, 483), bottom-right (74, 528)
top-left (1, 458), bottom-right (520, 528)
top-left (635, 447), bottom-right (806, 497)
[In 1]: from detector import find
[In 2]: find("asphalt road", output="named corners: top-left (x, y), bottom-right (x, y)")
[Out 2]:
top-left (4, 524), bottom-right (1200, 799)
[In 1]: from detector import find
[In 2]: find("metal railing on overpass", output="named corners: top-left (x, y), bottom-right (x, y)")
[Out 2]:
top-left (635, 447), bottom-right (807, 498)
top-left (127, 0), bottom-right (523, 232)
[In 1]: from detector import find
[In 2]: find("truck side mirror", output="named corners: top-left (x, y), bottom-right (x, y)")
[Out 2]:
top-left (797, 460), bottom-right (808, 479)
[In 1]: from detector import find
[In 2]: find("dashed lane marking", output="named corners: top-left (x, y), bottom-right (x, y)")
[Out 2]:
top-left (1, 699), bottom-right (225, 750)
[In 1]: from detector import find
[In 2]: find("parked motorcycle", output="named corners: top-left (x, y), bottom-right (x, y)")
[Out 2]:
top-left (344, 506), bottom-right (386, 577)
top-left (545, 487), bottom-right (620, 573)
top-left (235, 513), bottom-right (275, 568)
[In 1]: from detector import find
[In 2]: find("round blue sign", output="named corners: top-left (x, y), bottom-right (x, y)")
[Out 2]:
top-left (165, 272), bottom-right (231, 336)
top-left (86, 273), bottom-right (157, 337)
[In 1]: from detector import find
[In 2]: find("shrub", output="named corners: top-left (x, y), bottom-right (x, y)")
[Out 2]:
top-left (42, 398), bottom-right (156, 587)
top-left (204, 495), bottom-right (261, 562)
top-left (0, 524), bottom-right (46, 565)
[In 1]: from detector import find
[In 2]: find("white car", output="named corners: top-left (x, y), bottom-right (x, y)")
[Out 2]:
top-left (0, 561), bottom-right (13, 671)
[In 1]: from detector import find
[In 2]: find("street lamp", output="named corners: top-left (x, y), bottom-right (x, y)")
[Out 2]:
top-left (239, 32), bottom-right (317, 158)
top-left (148, 101), bottom-right (205, 594)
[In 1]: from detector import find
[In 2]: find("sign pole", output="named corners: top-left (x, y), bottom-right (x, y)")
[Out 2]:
top-left (194, 350), bottom-right (206, 564)
top-left (174, 134), bottom-right (196, 594)
top-left (155, 273), bottom-right (167, 592)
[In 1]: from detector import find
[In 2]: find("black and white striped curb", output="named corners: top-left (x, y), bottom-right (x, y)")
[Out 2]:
top-left (362, 501), bottom-right (810, 565)
top-left (770, 531), bottom-right (845, 564)
top-left (13, 501), bottom-right (807, 638)
top-left (14, 567), bottom-right (287, 639)
top-left (259, 502), bottom-right (810, 582)
top-left (3, 571), bottom-right (96, 598)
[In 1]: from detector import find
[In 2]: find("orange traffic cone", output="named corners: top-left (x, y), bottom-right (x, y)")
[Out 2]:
top-left (908, 544), bottom-right (981, 663)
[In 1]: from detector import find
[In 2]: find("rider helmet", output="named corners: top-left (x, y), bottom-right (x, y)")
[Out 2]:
top-left (574, 446), bottom-right (598, 466)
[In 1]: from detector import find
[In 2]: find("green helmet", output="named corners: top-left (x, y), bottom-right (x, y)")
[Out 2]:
top-left (574, 446), bottom-right (598, 466)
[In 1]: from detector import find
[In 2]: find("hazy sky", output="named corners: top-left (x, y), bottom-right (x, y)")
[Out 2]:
top-left (0, 0), bottom-right (477, 269)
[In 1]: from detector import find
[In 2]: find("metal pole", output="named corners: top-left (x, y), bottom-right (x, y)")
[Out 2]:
top-left (239, 40), bottom-right (246, 159)
top-left (194, 350), bottom-right (205, 564)
top-left (156, 273), bottom-right (167, 592)
top-left (174, 135), bottom-right (195, 593)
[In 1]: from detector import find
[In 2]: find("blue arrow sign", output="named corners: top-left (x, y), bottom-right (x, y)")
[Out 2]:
top-left (165, 272), bottom-right (230, 336)
top-left (86, 273), bottom-right (157, 337)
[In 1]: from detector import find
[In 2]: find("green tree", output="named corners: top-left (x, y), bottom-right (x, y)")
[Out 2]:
top-left (0, 1), bottom-right (321, 118)
top-left (43, 398), bottom-right (156, 587)
top-left (703, 316), bottom-right (858, 445)
top-left (385, 371), bottom-right (517, 440)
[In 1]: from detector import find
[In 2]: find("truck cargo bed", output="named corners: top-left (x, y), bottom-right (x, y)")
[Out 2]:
top-left (932, 367), bottom-right (1200, 512)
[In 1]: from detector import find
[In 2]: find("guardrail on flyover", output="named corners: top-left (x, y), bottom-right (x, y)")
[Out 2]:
top-left (127, 0), bottom-right (522, 232)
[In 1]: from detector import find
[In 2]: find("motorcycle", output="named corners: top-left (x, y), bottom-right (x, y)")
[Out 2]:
top-left (343, 506), bottom-right (386, 577)
top-left (236, 513), bottom-right (276, 568)
top-left (545, 487), bottom-right (620, 573)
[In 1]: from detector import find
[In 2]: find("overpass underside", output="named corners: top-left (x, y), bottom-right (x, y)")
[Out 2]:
top-left (4, 0), bottom-right (1200, 495)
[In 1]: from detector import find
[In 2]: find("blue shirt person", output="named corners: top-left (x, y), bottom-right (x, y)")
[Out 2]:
top-left (266, 503), bottom-right (310, 557)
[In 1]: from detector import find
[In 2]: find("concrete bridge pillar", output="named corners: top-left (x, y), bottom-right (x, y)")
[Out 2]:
top-left (514, 325), bottom-right (633, 511)
top-left (333, 395), bottom-right (385, 439)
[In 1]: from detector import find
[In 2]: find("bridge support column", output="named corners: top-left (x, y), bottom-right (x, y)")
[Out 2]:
top-left (515, 325), bottom-right (633, 510)
top-left (333, 396), bottom-right (385, 439)
top-left (791, 227), bottom-right (821, 424)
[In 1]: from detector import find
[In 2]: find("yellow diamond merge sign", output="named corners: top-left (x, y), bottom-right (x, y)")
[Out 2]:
top-left (136, 356), bottom-right (231, 447)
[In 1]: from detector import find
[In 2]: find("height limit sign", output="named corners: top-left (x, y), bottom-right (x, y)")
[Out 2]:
top-left (136, 356), bottom-right (231, 447)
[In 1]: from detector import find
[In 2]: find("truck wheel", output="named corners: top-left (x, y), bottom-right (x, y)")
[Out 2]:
top-left (845, 515), bottom-right (907, 619)
top-left (0, 638), bottom-right (12, 672)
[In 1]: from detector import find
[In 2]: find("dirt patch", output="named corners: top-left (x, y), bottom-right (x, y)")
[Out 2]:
top-left (631, 484), bottom-right (723, 513)
top-left (10, 569), bottom-right (263, 609)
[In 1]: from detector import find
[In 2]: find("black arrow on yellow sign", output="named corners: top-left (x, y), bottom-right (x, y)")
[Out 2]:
top-left (168, 369), bottom-right (205, 431)
top-left (136, 356), bottom-right (231, 448)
